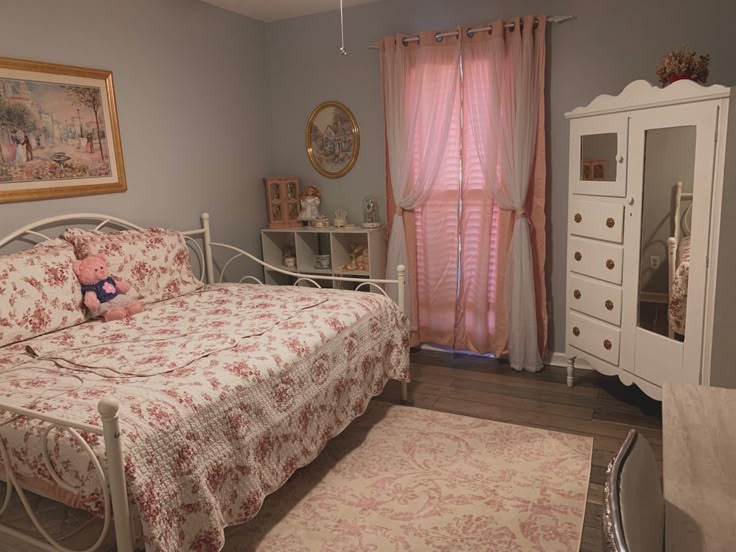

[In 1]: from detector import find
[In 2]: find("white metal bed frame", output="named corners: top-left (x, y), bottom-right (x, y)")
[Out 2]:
top-left (667, 181), bottom-right (692, 338)
top-left (0, 212), bottom-right (407, 552)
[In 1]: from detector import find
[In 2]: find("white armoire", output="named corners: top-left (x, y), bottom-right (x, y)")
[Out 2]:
top-left (564, 80), bottom-right (736, 399)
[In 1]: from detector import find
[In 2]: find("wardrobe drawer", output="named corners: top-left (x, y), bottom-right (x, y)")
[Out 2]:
top-left (569, 199), bottom-right (624, 243)
top-left (569, 275), bottom-right (622, 326)
top-left (568, 312), bottom-right (621, 366)
top-left (569, 237), bottom-right (623, 285)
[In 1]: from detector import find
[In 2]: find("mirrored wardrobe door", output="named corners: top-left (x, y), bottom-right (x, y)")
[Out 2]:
top-left (570, 113), bottom-right (628, 197)
top-left (621, 102), bottom-right (719, 385)
top-left (638, 126), bottom-right (696, 339)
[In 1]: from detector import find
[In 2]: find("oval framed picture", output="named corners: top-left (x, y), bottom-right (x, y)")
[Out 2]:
top-left (306, 101), bottom-right (360, 179)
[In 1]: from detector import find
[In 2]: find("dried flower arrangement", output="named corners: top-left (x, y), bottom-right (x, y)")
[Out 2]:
top-left (656, 48), bottom-right (710, 87)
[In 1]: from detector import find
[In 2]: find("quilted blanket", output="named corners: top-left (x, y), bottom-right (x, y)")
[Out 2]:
top-left (24, 285), bottom-right (328, 376)
top-left (669, 237), bottom-right (690, 336)
top-left (0, 284), bottom-right (409, 552)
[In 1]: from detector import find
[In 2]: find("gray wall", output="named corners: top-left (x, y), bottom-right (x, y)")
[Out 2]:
top-left (0, 0), bottom-right (270, 260)
top-left (265, 0), bottom-right (736, 353)
top-left (3, 0), bottom-right (736, 354)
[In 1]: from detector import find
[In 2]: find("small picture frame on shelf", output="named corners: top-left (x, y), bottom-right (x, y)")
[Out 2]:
top-left (581, 160), bottom-right (606, 181)
top-left (582, 161), bottom-right (593, 181)
top-left (592, 160), bottom-right (606, 180)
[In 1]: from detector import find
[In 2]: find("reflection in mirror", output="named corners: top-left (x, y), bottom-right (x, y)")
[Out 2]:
top-left (581, 133), bottom-right (617, 181)
top-left (638, 126), bottom-right (696, 341)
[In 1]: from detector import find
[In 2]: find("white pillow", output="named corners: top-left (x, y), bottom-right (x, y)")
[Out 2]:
top-left (0, 239), bottom-right (86, 348)
top-left (63, 227), bottom-right (202, 305)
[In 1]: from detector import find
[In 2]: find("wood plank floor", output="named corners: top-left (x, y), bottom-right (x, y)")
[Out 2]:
top-left (376, 349), bottom-right (663, 552)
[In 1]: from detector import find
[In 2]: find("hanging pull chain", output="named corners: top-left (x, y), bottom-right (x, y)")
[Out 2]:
top-left (339, 0), bottom-right (347, 55)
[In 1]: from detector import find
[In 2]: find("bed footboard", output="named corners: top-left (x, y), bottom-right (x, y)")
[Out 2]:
top-left (0, 398), bottom-right (134, 552)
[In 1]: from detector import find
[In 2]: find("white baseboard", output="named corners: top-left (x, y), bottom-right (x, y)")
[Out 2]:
top-left (418, 343), bottom-right (467, 354)
top-left (544, 352), bottom-right (568, 368)
top-left (418, 345), bottom-right (593, 371)
top-left (544, 351), bottom-right (593, 371)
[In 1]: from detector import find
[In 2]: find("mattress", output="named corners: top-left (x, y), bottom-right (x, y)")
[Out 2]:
top-left (0, 284), bottom-right (409, 551)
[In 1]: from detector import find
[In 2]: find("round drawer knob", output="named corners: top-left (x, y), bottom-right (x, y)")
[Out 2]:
top-left (574, 213), bottom-right (582, 223)
top-left (603, 339), bottom-right (612, 350)
top-left (606, 259), bottom-right (615, 270)
top-left (572, 327), bottom-right (580, 337)
top-left (605, 299), bottom-right (614, 311)
top-left (574, 290), bottom-right (581, 300)
top-left (574, 252), bottom-right (582, 262)
top-left (616, 154), bottom-right (624, 164)
top-left (606, 217), bottom-right (615, 228)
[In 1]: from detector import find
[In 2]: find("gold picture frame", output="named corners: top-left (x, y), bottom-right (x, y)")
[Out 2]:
top-left (0, 57), bottom-right (126, 203)
top-left (305, 101), bottom-right (359, 179)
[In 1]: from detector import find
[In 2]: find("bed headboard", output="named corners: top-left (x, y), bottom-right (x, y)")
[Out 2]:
top-left (0, 212), bottom-right (406, 308)
top-left (673, 181), bottom-right (693, 244)
top-left (668, 182), bottom-right (693, 291)
top-left (0, 212), bottom-right (213, 284)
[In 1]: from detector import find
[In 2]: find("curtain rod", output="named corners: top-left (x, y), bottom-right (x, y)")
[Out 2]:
top-left (368, 15), bottom-right (574, 49)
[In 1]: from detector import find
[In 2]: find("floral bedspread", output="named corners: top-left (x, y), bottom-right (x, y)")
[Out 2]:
top-left (0, 284), bottom-right (409, 552)
top-left (669, 237), bottom-right (690, 336)
top-left (24, 285), bottom-right (329, 377)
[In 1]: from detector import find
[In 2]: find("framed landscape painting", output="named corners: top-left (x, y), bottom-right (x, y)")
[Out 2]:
top-left (305, 101), bottom-right (359, 179)
top-left (0, 57), bottom-right (126, 203)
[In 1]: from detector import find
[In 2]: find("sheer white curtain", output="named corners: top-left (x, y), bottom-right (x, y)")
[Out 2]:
top-left (380, 32), bottom-right (461, 324)
top-left (464, 16), bottom-right (546, 371)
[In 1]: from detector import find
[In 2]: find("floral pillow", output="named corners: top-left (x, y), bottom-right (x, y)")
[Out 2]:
top-left (0, 239), bottom-right (87, 348)
top-left (63, 227), bottom-right (203, 305)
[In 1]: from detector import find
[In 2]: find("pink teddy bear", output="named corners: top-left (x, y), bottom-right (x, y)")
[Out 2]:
top-left (72, 254), bottom-right (143, 322)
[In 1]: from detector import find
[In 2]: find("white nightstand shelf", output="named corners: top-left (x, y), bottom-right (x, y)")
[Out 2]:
top-left (260, 226), bottom-right (387, 290)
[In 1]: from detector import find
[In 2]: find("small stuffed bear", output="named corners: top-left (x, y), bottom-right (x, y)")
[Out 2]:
top-left (72, 254), bottom-right (143, 322)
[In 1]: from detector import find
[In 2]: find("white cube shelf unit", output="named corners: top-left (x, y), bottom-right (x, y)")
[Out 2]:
top-left (260, 226), bottom-right (387, 289)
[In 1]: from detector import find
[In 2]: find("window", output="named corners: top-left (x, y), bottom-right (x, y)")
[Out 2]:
top-left (412, 52), bottom-right (502, 352)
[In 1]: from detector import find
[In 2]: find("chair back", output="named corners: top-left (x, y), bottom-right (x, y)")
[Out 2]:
top-left (603, 429), bottom-right (664, 552)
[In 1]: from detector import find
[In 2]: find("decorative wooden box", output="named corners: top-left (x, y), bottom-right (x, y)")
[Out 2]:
top-left (264, 177), bottom-right (301, 229)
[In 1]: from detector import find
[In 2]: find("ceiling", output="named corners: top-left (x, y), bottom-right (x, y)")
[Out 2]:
top-left (201, 0), bottom-right (385, 22)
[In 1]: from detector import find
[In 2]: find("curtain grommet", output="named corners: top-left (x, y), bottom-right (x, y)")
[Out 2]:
top-left (466, 28), bottom-right (475, 38)
top-left (434, 33), bottom-right (443, 43)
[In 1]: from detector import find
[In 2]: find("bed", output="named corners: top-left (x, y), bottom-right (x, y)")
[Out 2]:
top-left (667, 181), bottom-right (692, 338)
top-left (0, 212), bottom-right (409, 552)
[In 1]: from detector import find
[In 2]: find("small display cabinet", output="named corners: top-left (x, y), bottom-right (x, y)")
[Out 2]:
top-left (264, 177), bottom-right (301, 228)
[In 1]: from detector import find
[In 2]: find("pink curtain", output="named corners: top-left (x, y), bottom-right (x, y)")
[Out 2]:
top-left (453, 120), bottom-right (504, 353)
top-left (380, 32), bottom-right (461, 328)
top-left (414, 99), bottom-right (461, 344)
top-left (382, 17), bottom-right (548, 361)
top-left (461, 16), bottom-right (547, 370)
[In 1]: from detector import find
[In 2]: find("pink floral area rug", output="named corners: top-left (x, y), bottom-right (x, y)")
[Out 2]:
top-left (224, 401), bottom-right (593, 552)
